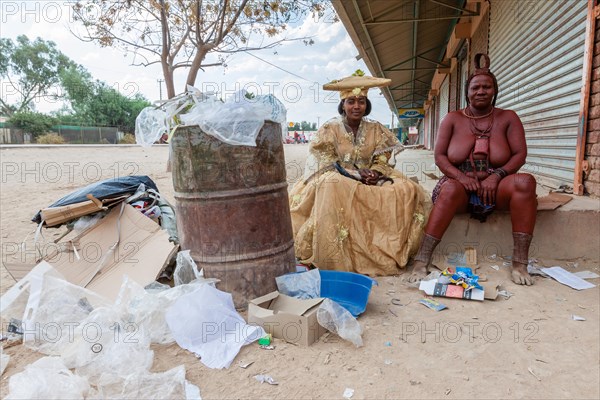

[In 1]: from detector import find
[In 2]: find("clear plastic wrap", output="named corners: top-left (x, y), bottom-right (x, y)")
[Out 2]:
top-left (135, 107), bottom-right (169, 147)
top-left (61, 306), bottom-right (154, 381)
top-left (317, 298), bottom-right (363, 347)
top-left (87, 365), bottom-right (190, 400)
top-left (136, 87), bottom-right (288, 147)
top-left (72, 213), bottom-right (105, 233)
top-left (275, 269), bottom-right (321, 299)
top-left (5, 356), bottom-right (90, 399)
top-left (174, 250), bottom-right (202, 286)
top-left (179, 90), bottom-right (272, 146)
top-left (4, 265), bottom-right (206, 398)
top-left (0, 348), bottom-right (9, 376)
top-left (0, 262), bottom-right (65, 326)
top-left (122, 276), bottom-right (218, 344)
top-left (21, 275), bottom-right (111, 356)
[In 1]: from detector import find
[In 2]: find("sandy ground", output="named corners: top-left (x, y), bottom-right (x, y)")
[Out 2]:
top-left (0, 144), bottom-right (599, 399)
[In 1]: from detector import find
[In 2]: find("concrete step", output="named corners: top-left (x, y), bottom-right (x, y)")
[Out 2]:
top-left (396, 149), bottom-right (600, 262)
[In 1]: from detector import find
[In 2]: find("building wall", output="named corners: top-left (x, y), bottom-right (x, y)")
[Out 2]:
top-left (470, 6), bottom-right (489, 70)
top-left (449, 61), bottom-right (459, 112)
top-left (584, 15), bottom-right (600, 197)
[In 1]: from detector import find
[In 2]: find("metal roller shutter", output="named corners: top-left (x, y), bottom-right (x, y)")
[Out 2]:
top-left (439, 75), bottom-right (450, 123)
top-left (489, 0), bottom-right (587, 189)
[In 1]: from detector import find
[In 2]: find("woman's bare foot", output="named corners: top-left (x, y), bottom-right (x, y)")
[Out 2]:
top-left (407, 260), bottom-right (429, 283)
top-left (511, 262), bottom-right (533, 285)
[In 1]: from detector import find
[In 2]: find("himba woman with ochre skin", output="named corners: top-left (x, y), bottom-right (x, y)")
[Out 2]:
top-left (289, 71), bottom-right (431, 276)
top-left (409, 54), bottom-right (538, 285)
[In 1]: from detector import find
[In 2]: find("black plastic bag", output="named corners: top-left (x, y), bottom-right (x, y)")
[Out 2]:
top-left (32, 175), bottom-right (159, 224)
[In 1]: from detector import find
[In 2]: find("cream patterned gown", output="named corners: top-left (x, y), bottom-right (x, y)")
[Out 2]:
top-left (289, 116), bottom-right (431, 276)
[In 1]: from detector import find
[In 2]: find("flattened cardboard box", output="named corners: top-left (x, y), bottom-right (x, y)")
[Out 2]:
top-left (248, 291), bottom-right (326, 346)
top-left (43, 204), bottom-right (178, 300)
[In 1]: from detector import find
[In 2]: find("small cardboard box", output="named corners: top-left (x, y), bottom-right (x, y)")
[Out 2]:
top-left (248, 292), bottom-right (326, 346)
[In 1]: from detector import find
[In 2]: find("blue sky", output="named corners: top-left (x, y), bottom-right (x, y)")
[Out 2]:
top-left (1, 1), bottom-right (396, 127)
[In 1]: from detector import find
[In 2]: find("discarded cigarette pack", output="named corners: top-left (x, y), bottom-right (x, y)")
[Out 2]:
top-left (419, 279), bottom-right (484, 301)
top-left (248, 291), bottom-right (326, 346)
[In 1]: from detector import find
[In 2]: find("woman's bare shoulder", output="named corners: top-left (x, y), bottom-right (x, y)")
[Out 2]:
top-left (493, 107), bottom-right (521, 121)
top-left (441, 110), bottom-right (465, 123)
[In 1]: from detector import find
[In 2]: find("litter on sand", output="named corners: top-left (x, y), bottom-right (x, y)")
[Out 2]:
top-left (541, 267), bottom-right (596, 290)
top-left (572, 271), bottom-right (600, 280)
top-left (572, 315), bottom-right (586, 321)
top-left (343, 388), bottom-right (355, 399)
top-left (419, 298), bottom-right (447, 311)
top-left (254, 375), bottom-right (278, 385)
top-left (528, 367), bottom-right (542, 381)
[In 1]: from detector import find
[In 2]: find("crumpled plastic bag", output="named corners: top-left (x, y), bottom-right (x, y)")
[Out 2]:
top-left (275, 269), bottom-right (321, 299)
top-left (179, 90), bottom-right (270, 146)
top-left (0, 348), bottom-right (9, 376)
top-left (0, 262), bottom-right (65, 326)
top-left (123, 276), bottom-right (219, 344)
top-left (61, 305), bottom-right (155, 382)
top-left (5, 356), bottom-right (90, 399)
top-left (21, 275), bottom-right (111, 356)
top-left (87, 365), bottom-right (197, 400)
top-left (165, 284), bottom-right (265, 369)
top-left (136, 86), bottom-right (288, 147)
top-left (317, 298), bottom-right (363, 347)
top-left (174, 250), bottom-right (203, 286)
top-left (135, 107), bottom-right (169, 147)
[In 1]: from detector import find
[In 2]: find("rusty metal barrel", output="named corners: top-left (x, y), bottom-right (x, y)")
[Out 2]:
top-left (171, 121), bottom-right (296, 308)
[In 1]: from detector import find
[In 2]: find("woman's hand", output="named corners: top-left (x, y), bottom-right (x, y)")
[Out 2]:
top-left (479, 174), bottom-right (502, 205)
top-left (456, 173), bottom-right (480, 193)
top-left (359, 168), bottom-right (381, 185)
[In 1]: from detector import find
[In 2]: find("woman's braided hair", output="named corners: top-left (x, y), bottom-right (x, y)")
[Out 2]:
top-left (465, 53), bottom-right (499, 106)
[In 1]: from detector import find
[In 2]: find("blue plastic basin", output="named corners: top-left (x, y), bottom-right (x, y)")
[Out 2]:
top-left (319, 270), bottom-right (376, 317)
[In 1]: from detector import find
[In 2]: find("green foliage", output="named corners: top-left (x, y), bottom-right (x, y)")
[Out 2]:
top-left (57, 65), bottom-right (151, 131)
top-left (8, 111), bottom-right (57, 137)
top-left (1, 34), bottom-right (149, 131)
top-left (291, 121), bottom-right (317, 131)
top-left (0, 35), bottom-right (75, 115)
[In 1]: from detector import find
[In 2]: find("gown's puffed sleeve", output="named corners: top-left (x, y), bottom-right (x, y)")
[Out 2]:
top-left (301, 120), bottom-right (342, 182)
top-left (308, 120), bottom-right (339, 166)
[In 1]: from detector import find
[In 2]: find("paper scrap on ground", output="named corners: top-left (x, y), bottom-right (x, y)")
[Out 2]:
top-left (254, 375), bottom-right (278, 385)
top-left (572, 271), bottom-right (600, 280)
top-left (572, 315), bottom-right (586, 321)
top-left (419, 298), bottom-right (447, 311)
top-left (541, 267), bottom-right (596, 290)
top-left (343, 388), bottom-right (355, 399)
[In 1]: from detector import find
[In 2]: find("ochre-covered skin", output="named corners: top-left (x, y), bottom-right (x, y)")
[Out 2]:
top-left (410, 72), bottom-right (537, 286)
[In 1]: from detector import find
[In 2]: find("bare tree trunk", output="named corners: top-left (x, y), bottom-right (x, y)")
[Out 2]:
top-left (185, 47), bottom-right (210, 89)
top-left (164, 65), bottom-right (176, 99)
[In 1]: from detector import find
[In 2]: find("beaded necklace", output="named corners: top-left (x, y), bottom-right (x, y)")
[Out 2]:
top-left (462, 106), bottom-right (494, 120)
top-left (464, 106), bottom-right (494, 136)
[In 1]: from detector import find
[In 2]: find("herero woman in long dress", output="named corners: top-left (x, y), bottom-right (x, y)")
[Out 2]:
top-left (289, 71), bottom-right (431, 276)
